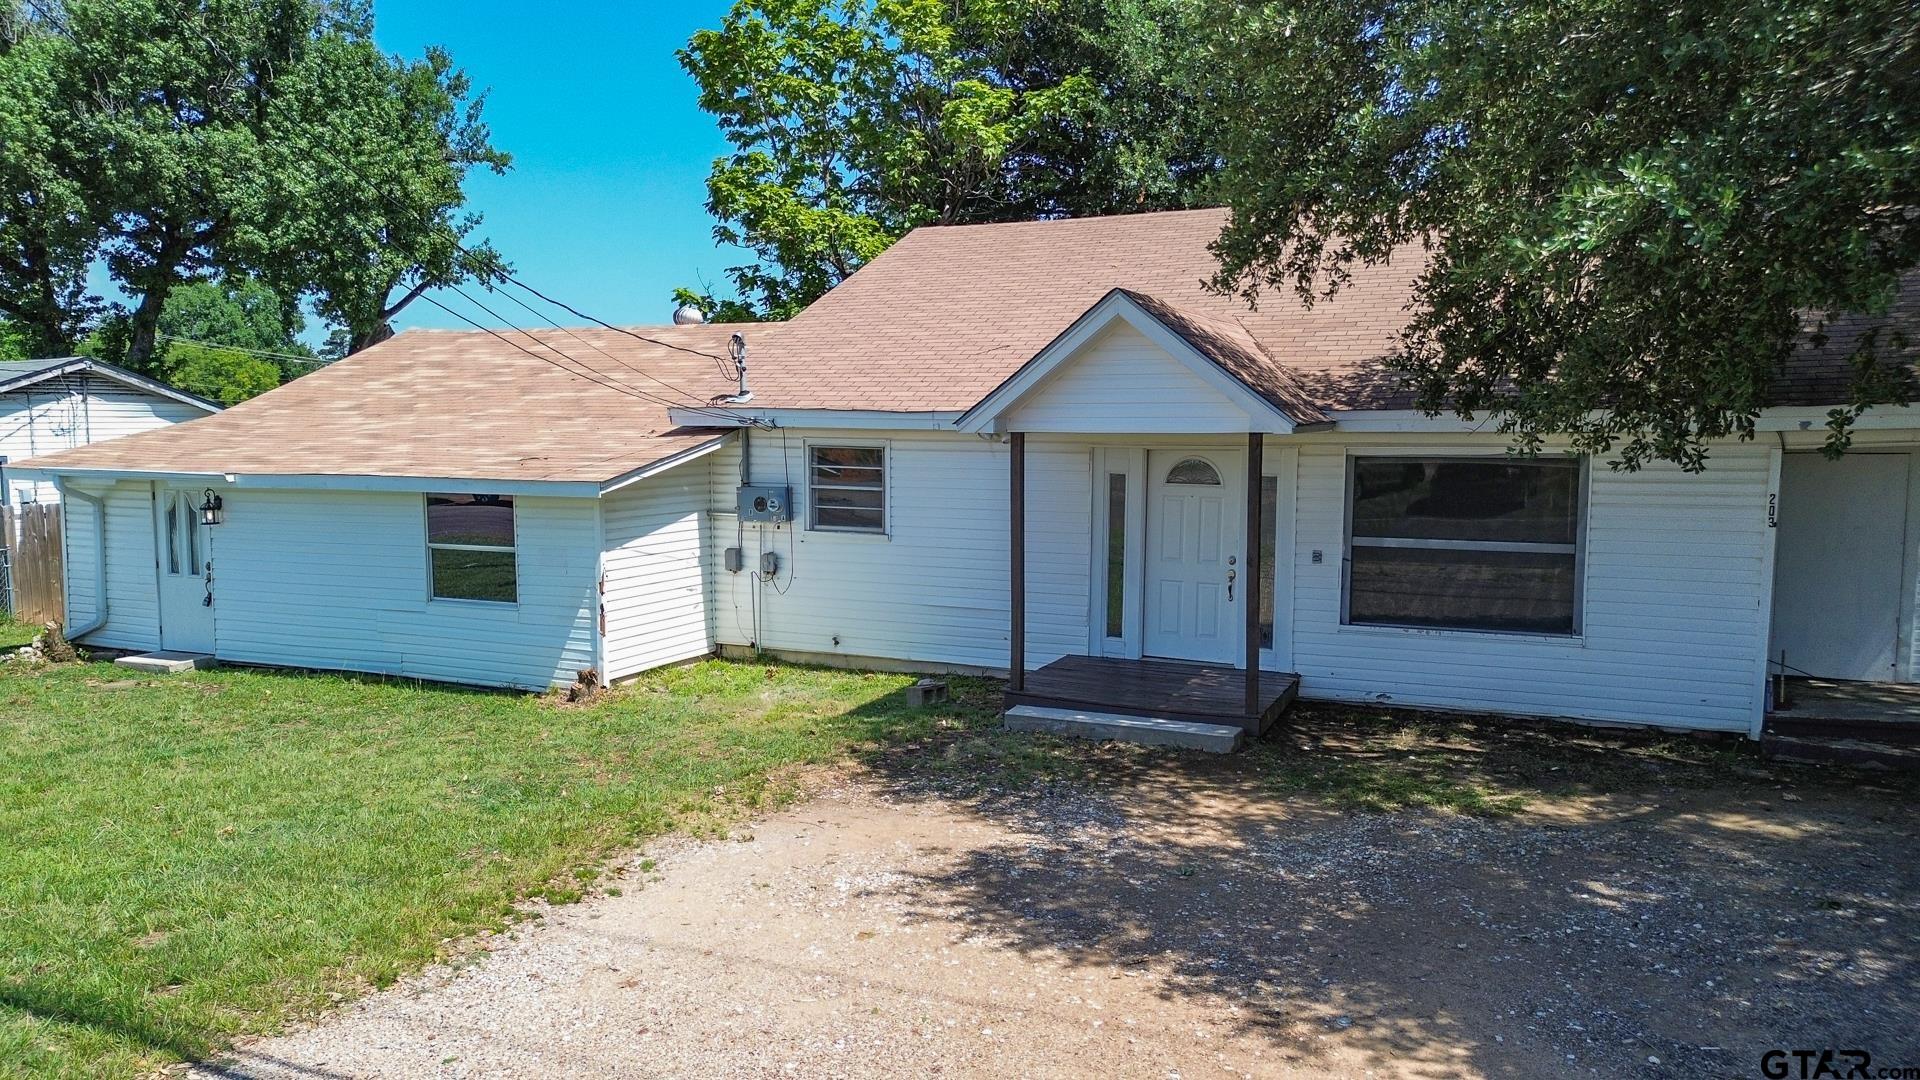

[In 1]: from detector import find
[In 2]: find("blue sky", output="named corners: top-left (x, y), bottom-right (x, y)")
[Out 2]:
top-left (373, 0), bottom-right (745, 333)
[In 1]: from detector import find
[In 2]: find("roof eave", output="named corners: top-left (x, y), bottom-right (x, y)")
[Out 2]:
top-left (599, 432), bottom-right (736, 494)
top-left (0, 357), bottom-right (223, 413)
top-left (4, 463), bottom-right (607, 497)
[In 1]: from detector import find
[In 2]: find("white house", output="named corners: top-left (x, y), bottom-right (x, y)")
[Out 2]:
top-left (1, 357), bottom-right (220, 506)
top-left (15, 210), bottom-right (1919, 746)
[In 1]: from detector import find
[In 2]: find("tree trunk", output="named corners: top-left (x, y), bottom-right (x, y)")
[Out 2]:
top-left (122, 281), bottom-right (173, 375)
top-left (348, 320), bottom-right (394, 355)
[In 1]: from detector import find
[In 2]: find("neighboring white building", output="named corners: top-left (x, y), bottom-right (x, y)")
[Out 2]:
top-left (0, 357), bottom-right (220, 505)
top-left (15, 210), bottom-right (1919, 744)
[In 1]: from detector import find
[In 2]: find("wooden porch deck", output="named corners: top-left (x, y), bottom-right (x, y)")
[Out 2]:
top-left (1767, 677), bottom-right (1920, 744)
top-left (1005, 655), bottom-right (1299, 736)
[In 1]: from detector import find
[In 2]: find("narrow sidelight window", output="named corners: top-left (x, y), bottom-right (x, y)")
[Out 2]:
top-left (426, 494), bottom-right (517, 603)
top-left (1344, 457), bottom-right (1583, 635)
top-left (1259, 476), bottom-right (1277, 649)
top-left (1105, 472), bottom-right (1126, 639)
top-left (164, 497), bottom-right (180, 575)
top-left (184, 492), bottom-right (200, 574)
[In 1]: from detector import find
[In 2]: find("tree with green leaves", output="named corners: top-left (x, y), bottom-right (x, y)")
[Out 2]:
top-left (152, 278), bottom-right (318, 399)
top-left (0, 0), bottom-right (506, 368)
top-left (151, 280), bottom-right (307, 363)
top-left (0, 6), bottom-right (99, 357)
top-left (0, 319), bottom-right (31, 360)
top-left (80, 278), bottom-right (314, 402)
top-left (258, 33), bottom-right (509, 353)
top-left (681, 0), bottom-right (1219, 318)
top-left (670, 286), bottom-right (761, 325)
top-left (166, 343), bottom-right (283, 405)
top-left (1202, 0), bottom-right (1920, 469)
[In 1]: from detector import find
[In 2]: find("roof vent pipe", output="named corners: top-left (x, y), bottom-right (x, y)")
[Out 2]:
top-left (725, 332), bottom-right (752, 404)
top-left (672, 302), bottom-right (706, 325)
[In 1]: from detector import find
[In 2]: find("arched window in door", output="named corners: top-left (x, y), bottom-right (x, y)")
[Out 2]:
top-left (1165, 457), bottom-right (1222, 486)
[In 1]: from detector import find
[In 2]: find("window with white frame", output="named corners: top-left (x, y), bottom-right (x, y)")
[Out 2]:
top-left (808, 445), bottom-right (886, 533)
top-left (1345, 456), bottom-right (1583, 635)
top-left (426, 493), bottom-right (517, 603)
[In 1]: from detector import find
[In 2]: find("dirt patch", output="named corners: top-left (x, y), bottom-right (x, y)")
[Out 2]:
top-left (193, 752), bottom-right (1919, 1079)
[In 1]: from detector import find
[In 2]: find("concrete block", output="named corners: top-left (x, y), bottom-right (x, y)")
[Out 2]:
top-left (114, 651), bottom-right (216, 674)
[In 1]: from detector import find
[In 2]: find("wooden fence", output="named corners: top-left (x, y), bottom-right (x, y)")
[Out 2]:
top-left (2, 503), bottom-right (64, 626)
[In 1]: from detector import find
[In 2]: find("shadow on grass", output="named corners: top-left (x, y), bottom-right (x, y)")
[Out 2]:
top-left (0, 980), bottom-right (210, 1066)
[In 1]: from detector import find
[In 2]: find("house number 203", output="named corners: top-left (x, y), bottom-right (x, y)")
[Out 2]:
top-left (1768, 492), bottom-right (1778, 528)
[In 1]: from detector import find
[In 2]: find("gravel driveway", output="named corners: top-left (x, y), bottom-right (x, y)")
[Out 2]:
top-left (193, 758), bottom-right (1919, 1079)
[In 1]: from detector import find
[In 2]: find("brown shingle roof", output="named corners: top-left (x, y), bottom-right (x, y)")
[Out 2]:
top-left (24, 209), bottom-right (1915, 486)
top-left (1117, 289), bottom-right (1332, 425)
top-left (733, 207), bottom-right (1424, 412)
top-left (1777, 270), bottom-right (1920, 409)
top-left (726, 207), bottom-right (1916, 415)
top-left (19, 324), bottom-right (748, 484)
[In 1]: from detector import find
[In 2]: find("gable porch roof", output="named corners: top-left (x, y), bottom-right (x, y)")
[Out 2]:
top-left (954, 289), bottom-right (1333, 434)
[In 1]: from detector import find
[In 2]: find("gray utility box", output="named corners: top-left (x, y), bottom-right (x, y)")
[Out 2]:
top-left (737, 485), bottom-right (793, 522)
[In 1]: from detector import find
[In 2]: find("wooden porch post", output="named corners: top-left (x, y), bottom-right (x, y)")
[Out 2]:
top-left (1245, 432), bottom-right (1264, 716)
top-left (1010, 431), bottom-right (1026, 692)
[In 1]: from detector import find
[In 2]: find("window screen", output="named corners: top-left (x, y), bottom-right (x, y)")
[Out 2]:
top-left (1345, 457), bottom-right (1582, 634)
top-left (808, 446), bottom-right (886, 532)
top-left (426, 494), bottom-right (517, 603)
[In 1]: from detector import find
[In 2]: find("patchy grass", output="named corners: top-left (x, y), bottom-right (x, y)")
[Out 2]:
top-left (883, 694), bottom-right (1769, 817)
top-left (0, 651), bottom-right (1804, 1078)
top-left (0, 658), bottom-right (997, 1079)
top-left (1262, 701), bottom-right (1766, 814)
top-left (0, 617), bottom-right (34, 649)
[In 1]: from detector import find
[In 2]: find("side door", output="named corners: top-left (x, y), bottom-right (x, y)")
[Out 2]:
top-left (154, 486), bottom-right (216, 653)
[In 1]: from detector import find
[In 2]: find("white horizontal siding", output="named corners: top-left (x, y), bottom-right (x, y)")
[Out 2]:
top-left (1006, 324), bottom-right (1252, 433)
top-left (1289, 443), bottom-right (1774, 731)
top-left (707, 429), bottom-right (1089, 670)
top-left (209, 490), bottom-right (597, 689)
top-left (601, 471), bottom-right (712, 680)
top-left (59, 489), bottom-right (101, 633)
top-left (60, 481), bottom-right (162, 650)
top-left (1, 376), bottom-right (207, 504)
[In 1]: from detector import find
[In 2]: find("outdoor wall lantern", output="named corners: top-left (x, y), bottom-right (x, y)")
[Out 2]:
top-left (199, 489), bottom-right (224, 526)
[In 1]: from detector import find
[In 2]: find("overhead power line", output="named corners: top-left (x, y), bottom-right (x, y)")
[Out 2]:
top-left (425, 290), bottom-right (764, 427)
top-left (156, 334), bottom-right (332, 366)
top-left (496, 274), bottom-right (741, 366)
top-left (418, 293), bottom-right (680, 407)
top-left (479, 284), bottom-right (716, 408)
top-left (445, 282), bottom-right (689, 411)
top-left (26, 9), bottom-right (749, 412)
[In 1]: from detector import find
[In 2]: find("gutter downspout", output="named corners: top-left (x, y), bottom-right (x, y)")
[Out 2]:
top-left (52, 478), bottom-right (108, 638)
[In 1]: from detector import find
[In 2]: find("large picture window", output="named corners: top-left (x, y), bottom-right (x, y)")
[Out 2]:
top-left (1344, 457), bottom-right (1583, 635)
top-left (426, 494), bottom-right (517, 603)
top-left (808, 445), bottom-right (886, 533)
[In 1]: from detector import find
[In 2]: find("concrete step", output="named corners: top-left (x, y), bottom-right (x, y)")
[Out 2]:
top-left (115, 651), bottom-right (217, 674)
top-left (1004, 705), bottom-right (1246, 753)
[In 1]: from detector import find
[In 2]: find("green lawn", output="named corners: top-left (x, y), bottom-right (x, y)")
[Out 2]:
top-left (0, 657), bottom-right (998, 1079)
top-left (0, 642), bottom-right (1788, 1080)
top-left (0, 618), bottom-right (34, 649)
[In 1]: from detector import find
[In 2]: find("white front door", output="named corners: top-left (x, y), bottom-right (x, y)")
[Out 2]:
top-left (1771, 453), bottom-right (1910, 682)
top-left (1144, 450), bottom-right (1242, 664)
top-left (154, 485), bottom-right (216, 654)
